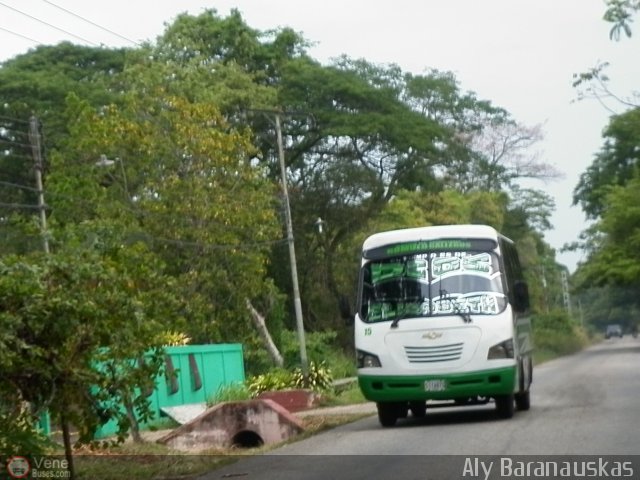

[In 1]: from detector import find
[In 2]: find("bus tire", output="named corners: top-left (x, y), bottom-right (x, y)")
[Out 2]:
top-left (515, 391), bottom-right (530, 411)
top-left (377, 402), bottom-right (399, 427)
top-left (409, 401), bottom-right (427, 418)
top-left (515, 359), bottom-right (531, 411)
top-left (495, 394), bottom-right (515, 419)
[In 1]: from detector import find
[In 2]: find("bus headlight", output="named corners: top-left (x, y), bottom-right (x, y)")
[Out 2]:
top-left (357, 349), bottom-right (381, 368)
top-left (488, 339), bottom-right (514, 359)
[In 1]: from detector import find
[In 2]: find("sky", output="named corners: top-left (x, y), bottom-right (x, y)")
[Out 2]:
top-left (1, 0), bottom-right (639, 272)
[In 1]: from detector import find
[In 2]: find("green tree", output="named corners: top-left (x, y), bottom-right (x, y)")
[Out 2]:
top-left (604, 0), bottom-right (640, 39)
top-left (271, 57), bottom-right (509, 330)
top-left (0, 242), bottom-right (177, 472)
top-left (573, 108), bottom-right (640, 219)
top-left (48, 88), bottom-right (281, 354)
top-left (575, 170), bottom-right (640, 287)
top-left (0, 43), bottom-right (127, 255)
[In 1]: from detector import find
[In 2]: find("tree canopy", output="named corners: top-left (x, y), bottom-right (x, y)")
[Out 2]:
top-left (0, 8), bottom-right (567, 457)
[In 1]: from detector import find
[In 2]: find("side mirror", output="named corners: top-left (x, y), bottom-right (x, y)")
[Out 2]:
top-left (513, 281), bottom-right (530, 312)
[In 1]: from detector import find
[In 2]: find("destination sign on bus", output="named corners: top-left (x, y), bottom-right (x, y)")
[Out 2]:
top-left (363, 238), bottom-right (498, 260)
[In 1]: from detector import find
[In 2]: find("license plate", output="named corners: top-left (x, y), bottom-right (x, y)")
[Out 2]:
top-left (424, 379), bottom-right (447, 392)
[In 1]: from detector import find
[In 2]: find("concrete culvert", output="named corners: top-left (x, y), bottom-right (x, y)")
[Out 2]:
top-left (157, 399), bottom-right (304, 452)
top-left (232, 430), bottom-right (264, 448)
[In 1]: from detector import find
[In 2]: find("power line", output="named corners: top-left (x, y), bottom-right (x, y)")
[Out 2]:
top-left (0, 25), bottom-right (41, 44)
top-left (0, 202), bottom-right (46, 209)
top-left (0, 1), bottom-right (99, 46)
top-left (0, 180), bottom-right (39, 192)
top-left (0, 139), bottom-right (33, 149)
top-left (142, 234), bottom-right (287, 251)
top-left (40, 0), bottom-right (140, 46)
top-left (0, 115), bottom-right (30, 124)
top-left (0, 178), bottom-right (287, 249)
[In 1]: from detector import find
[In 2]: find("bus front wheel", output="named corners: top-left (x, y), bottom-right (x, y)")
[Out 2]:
top-left (495, 394), bottom-right (515, 419)
top-left (377, 402), bottom-right (401, 427)
top-left (515, 391), bottom-right (530, 411)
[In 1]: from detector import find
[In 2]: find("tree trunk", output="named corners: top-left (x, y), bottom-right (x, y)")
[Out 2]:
top-left (123, 394), bottom-right (143, 443)
top-left (246, 299), bottom-right (284, 368)
top-left (60, 413), bottom-right (75, 480)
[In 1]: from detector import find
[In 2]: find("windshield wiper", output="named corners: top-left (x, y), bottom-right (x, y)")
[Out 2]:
top-left (453, 302), bottom-right (472, 324)
top-left (440, 289), bottom-right (472, 324)
top-left (390, 314), bottom-right (403, 329)
top-left (390, 301), bottom-right (414, 329)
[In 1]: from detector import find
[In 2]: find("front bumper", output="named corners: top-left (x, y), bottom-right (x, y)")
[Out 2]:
top-left (358, 366), bottom-right (516, 402)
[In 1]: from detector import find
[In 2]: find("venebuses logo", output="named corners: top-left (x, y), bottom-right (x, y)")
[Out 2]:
top-left (6, 456), bottom-right (30, 479)
top-left (5, 456), bottom-right (70, 479)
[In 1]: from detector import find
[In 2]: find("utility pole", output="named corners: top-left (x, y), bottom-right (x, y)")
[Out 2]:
top-left (274, 112), bottom-right (309, 376)
top-left (28, 116), bottom-right (49, 254)
top-left (561, 269), bottom-right (572, 318)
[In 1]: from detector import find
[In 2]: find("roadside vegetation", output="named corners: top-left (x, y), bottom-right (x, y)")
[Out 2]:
top-left (68, 386), bottom-right (368, 480)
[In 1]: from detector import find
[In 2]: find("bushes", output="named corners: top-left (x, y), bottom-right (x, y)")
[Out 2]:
top-left (206, 382), bottom-right (253, 407)
top-left (278, 330), bottom-right (356, 378)
top-left (243, 329), bottom-right (356, 379)
top-left (207, 362), bottom-right (334, 406)
top-left (0, 403), bottom-right (53, 455)
top-left (532, 309), bottom-right (590, 360)
top-left (248, 362), bottom-right (333, 396)
top-left (247, 369), bottom-right (296, 396)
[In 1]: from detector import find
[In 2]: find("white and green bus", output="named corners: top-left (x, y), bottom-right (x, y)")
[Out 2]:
top-left (355, 224), bottom-right (532, 427)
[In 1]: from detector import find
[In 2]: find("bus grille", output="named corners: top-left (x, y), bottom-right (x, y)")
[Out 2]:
top-left (404, 343), bottom-right (464, 363)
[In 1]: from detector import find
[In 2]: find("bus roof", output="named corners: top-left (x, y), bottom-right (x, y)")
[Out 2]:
top-left (362, 224), bottom-right (505, 252)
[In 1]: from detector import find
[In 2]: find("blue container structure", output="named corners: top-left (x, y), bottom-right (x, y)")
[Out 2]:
top-left (38, 344), bottom-right (245, 439)
top-left (94, 343), bottom-right (245, 438)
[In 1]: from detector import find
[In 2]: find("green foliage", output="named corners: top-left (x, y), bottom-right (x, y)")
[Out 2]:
top-left (247, 361), bottom-right (333, 395)
top-left (321, 351), bottom-right (356, 380)
top-left (574, 108), bottom-right (640, 220)
top-left (50, 88), bottom-right (281, 345)
top-left (291, 362), bottom-right (333, 392)
top-left (279, 330), bottom-right (337, 367)
top-left (532, 310), bottom-right (590, 357)
top-left (574, 286), bottom-right (640, 334)
top-left (0, 403), bottom-right (54, 455)
top-left (0, 245), bottom-right (178, 452)
top-left (604, 0), bottom-right (640, 40)
top-left (247, 369), bottom-right (295, 396)
top-left (206, 382), bottom-right (253, 407)
top-left (319, 382), bottom-right (367, 407)
top-left (576, 171), bottom-right (640, 287)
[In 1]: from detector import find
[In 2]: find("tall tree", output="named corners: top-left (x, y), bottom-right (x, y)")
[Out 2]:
top-left (0, 241), bottom-right (178, 468)
top-left (0, 43), bottom-right (127, 255)
top-left (48, 88), bottom-right (281, 354)
top-left (573, 107), bottom-right (640, 219)
top-left (575, 170), bottom-right (640, 287)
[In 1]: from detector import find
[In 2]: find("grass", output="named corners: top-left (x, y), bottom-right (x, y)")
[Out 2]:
top-left (70, 414), bottom-right (366, 480)
top-left (319, 382), bottom-right (367, 406)
top-left (72, 443), bottom-right (236, 480)
top-left (533, 348), bottom-right (561, 365)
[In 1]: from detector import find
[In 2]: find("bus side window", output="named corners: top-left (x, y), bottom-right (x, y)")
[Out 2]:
top-left (500, 237), bottom-right (528, 311)
top-left (500, 238), bottom-right (516, 303)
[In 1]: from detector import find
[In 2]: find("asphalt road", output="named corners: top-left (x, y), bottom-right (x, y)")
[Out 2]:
top-left (199, 337), bottom-right (640, 480)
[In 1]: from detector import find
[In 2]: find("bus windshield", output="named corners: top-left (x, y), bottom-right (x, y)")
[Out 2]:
top-left (359, 250), bottom-right (507, 324)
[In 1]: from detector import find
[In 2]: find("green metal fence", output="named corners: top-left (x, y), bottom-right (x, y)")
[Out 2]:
top-left (39, 343), bottom-right (245, 439)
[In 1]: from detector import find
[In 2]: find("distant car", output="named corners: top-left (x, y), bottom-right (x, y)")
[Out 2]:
top-left (605, 324), bottom-right (623, 339)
